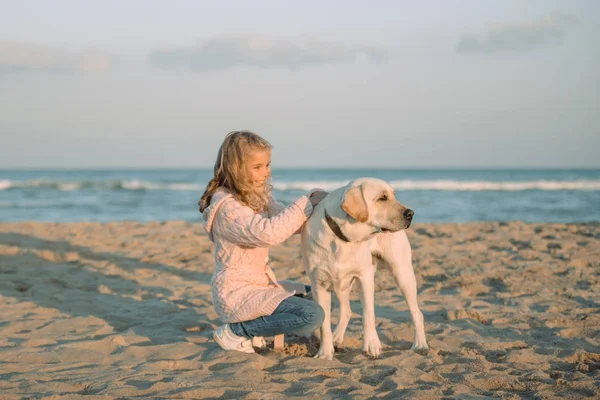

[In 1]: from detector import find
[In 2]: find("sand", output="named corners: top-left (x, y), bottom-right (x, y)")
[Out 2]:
top-left (0, 221), bottom-right (599, 399)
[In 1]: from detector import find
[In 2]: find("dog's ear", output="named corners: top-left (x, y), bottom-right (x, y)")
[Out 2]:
top-left (342, 183), bottom-right (368, 223)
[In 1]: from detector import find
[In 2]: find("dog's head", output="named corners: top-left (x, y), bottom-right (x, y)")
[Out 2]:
top-left (341, 178), bottom-right (414, 231)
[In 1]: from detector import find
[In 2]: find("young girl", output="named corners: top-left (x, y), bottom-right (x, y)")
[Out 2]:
top-left (198, 130), bottom-right (327, 353)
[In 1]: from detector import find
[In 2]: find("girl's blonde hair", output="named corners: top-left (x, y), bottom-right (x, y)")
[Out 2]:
top-left (198, 130), bottom-right (273, 213)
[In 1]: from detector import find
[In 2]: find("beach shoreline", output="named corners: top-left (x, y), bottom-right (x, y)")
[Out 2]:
top-left (1, 221), bottom-right (599, 398)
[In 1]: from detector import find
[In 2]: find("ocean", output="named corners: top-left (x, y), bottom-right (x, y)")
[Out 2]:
top-left (1, 168), bottom-right (599, 223)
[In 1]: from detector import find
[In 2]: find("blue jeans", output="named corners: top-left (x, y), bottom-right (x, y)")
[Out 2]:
top-left (229, 295), bottom-right (325, 339)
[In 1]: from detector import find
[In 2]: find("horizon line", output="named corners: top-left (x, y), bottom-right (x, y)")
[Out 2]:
top-left (1, 166), bottom-right (600, 171)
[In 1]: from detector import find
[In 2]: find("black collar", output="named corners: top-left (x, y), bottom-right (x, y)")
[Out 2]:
top-left (324, 208), bottom-right (351, 242)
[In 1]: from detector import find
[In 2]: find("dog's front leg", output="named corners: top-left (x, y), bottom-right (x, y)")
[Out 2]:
top-left (358, 265), bottom-right (382, 358)
top-left (387, 233), bottom-right (429, 351)
top-left (332, 284), bottom-right (353, 348)
top-left (395, 268), bottom-right (428, 351)
top-left (312, 283), bottom-right (335, 360)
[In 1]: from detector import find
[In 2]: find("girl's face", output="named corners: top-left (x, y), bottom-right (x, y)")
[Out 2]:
top-left (245, 148), bottom-right (271, 192)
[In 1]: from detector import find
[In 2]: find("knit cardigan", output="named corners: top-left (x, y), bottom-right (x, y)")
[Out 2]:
top-left (202, 188), bottom-right (314, 323)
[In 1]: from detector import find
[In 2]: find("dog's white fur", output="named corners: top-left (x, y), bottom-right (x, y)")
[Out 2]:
top-left (301, 177), bottom-right (428, 360)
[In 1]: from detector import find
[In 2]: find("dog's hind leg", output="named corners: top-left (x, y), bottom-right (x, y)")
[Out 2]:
top-left (313, 283), bottom-right (335, 360)
top-left (332, 284), bottom-right (353, 349)
top-left (381, 232), bottom-right (429, 351)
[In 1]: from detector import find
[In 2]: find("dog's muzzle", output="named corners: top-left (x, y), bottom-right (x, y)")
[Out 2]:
top-left (383, 208), bottom-right (415, 231)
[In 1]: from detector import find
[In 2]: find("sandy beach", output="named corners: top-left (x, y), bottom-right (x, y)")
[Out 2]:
top-left (0, 220), bottom-right (598, 399)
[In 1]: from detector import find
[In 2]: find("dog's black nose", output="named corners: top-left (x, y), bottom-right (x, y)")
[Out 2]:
top-left (404, 209), bottom-right (414, 220)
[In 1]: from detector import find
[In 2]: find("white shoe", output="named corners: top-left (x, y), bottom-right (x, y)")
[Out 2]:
top-left (213, 324), bottom-right (255, 354)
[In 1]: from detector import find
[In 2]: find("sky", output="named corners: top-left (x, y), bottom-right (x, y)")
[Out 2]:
top-left (1, 0), bottom-right (599, 169)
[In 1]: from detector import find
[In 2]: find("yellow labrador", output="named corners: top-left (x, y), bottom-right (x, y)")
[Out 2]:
top-left (301, 177), bottom-right (428, 359)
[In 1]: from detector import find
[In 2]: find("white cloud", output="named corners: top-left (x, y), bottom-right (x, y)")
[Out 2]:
top-left (148, 35), bottom-right (389, 71)
top-left (0, 40), bottom-right (113, 73)
top-left (457, 13), bottom-right (580, 54)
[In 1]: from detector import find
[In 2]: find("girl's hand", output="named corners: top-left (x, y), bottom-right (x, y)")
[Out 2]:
top-left (309, 189), bottom-right (328, 208)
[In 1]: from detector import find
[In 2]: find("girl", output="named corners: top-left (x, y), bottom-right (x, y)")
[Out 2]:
top-left (199, 130), bottom-right (327, 353)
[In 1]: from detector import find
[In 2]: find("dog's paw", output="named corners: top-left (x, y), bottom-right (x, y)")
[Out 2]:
top-left (314, 345), bottom-right (335, 360)
top-left (363, 337), bottom-right (382, 359)
top-left (333, 343), bottom-right (346, 353)
top-left (411, 341), bottom-right (429, 355)
top-left (332, 331), bottom-right (344, 345)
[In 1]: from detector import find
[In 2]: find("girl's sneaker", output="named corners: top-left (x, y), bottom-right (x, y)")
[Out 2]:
top-left (213, 324), bottom-right (255, 354)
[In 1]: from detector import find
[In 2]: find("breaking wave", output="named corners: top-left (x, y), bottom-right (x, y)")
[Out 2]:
top-left (2, 178), bottom-right (600, 192)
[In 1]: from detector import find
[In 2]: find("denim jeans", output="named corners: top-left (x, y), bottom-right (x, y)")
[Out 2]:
top-left (229, 295), bottom-right (325, 339)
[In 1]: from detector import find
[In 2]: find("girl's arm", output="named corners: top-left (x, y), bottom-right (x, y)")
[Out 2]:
top-left (267, 195), bottom-right (286, 217)
top-left (268, 195), bottom-right (304, 235)
top-left (215, 196), bottom-right (313, 247)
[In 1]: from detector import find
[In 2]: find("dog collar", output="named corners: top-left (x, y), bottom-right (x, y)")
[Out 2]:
top-left (324, 208), bottom-right (351, 242)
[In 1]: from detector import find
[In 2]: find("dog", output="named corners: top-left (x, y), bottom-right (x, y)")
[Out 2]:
top-left (300, 177), bottom-right (429, 359)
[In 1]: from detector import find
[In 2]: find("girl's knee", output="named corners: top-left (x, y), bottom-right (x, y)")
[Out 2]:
top-left (308, 302), bottom-right (325, 329)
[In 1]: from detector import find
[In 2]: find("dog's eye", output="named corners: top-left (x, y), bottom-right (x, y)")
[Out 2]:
top-left (378, 194), bottom-right (388, 202)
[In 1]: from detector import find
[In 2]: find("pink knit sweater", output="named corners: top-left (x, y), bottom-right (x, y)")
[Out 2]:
top-left (202, 188), bottom-right (314, 323)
